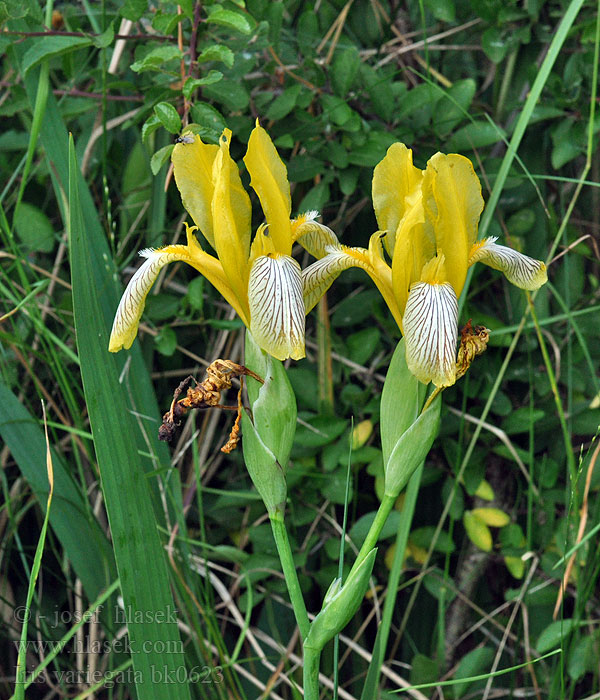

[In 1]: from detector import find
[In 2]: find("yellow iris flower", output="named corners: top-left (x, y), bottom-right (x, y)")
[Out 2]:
top-left (109, 122), bottom-right (331, 361)
top-left (299, 143), bottom-right (548, 387)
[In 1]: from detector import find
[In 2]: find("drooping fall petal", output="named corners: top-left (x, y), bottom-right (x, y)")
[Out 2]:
top-left (302, 251), bottom-right (357, 314)
top-left (248, 255), bottom-right (305, 361)
top-left (109, 246), bottom-right (191, 352)
top-left (294, 217), bottom-right (341, 258)
top-left (109, 226), bottom-right (249, 353)
top-left (403, 281), bottom-right (459, 387)
top-left (468, 237), bottom-right (548, 290)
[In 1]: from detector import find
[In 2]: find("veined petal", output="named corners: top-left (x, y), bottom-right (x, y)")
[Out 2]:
top-left (172, 133), bottom-right (219, 248)
top-left (302, 251), bottom-right (357, 314)
top-left (301, 235), bottom-right (404, 331)
top-left (248, 255), bottom-right (305, 361)
top-left (109, 246), bottom-right (190, 352)
top-left (243, 121), bottom-right (292, 255)
top-left (403, 282), bottom-right (458, 387)
top-left (212, 129), bottom-right (252, 310)
top-left (468, 237), bottom-right (548, 290)
top-left (295, 218), bottom-right (342, 259)
top-left (423, 153), bottom-right (484, 297)
top-left (372, 143), bottom-right (423, 256)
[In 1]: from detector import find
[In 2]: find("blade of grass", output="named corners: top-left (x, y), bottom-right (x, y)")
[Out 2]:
top-left (68, 135), bottom-right (190, 700)
top-left (0, 381), bottom-right (116, 598)
top-left (12, 1), bottom-right (51, 228)
top-left (393, 649), bottom-right (561, 694)
top-left (13, 402), bottom-right (54, 700)
top-left (459, 0), bottom-right (588, 313)
top-left (21, 579), bottom-right (121, 692)
top-left (478, 0), bottom-right (587, 239)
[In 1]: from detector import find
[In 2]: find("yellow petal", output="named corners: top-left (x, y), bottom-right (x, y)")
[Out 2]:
top-left (402, 281), bottom-right (458, 387)
top-left (172, 132), bottom-right (219, 248)
top-left (248, 254), bottom-right (305, 360)
top-left (295, 218), bottom-right (342, 259)
top-left (302, 250), bottom-right (358, 314)
top-left (243, 121), bottom-right (292, 255)
top-left (109, 246), bottom-right (190, 352)
top-left (184, 225), bottom-right (250, 325)
top-left (109, 230), bottom-right (251, 353)
top-left (211, 129), bottom-right (252, 311)
top-left (291, 210), bottom-right (321, 241)
top-left (390, 188), bottom-right (429, 316)
top-left (372, 143), bottom-right (423, 256)
top-left (422, 152), bottom-right (484, 297)
top-left (468, 237), bottom-right (547, 290)
top-left (366, 232), bottom-right (404, 330)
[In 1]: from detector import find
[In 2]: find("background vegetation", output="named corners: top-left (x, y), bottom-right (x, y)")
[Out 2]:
top-left (1, 0), bottom-right (599, 698)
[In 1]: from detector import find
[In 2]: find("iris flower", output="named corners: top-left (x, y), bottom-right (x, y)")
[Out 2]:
top-left (299, 143), bottom-right (547, 387)
top-left (109, 122), bottom-right (331, 361)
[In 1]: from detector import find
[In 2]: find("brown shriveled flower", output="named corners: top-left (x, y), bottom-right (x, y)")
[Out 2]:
top-left (158, 360), bottom-right (263, 452)
top-left (455, 320), bottom-right (490, 381)
top-left (422, 320), bottom-right (490, 412)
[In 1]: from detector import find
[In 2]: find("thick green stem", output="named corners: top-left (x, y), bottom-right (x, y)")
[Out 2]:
top-left (349, 493), bottom-right (396, 578)
top-left (303, 644), bottom-right (321, 700)
top-left (269, 508), bottom-right (310, 640)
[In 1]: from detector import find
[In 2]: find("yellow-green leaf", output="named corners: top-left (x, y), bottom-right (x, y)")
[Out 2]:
top-left (474, 478), bottom-right (495, 501)
top-left (471, 507), bottom-right (511, 527)
top-left (463, 511), bottom-right (492, 552)
top-left (352, 419), bottom-right (373, 449)
top-left (504, 555), bottom-right (525, 579)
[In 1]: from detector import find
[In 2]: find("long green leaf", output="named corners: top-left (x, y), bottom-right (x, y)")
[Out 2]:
top-left (68, 136), bottom-right (190, 700)
top-left (10, 29), bottom-right (173, 507)
top-left (13, 405), bottom-right (53, 700)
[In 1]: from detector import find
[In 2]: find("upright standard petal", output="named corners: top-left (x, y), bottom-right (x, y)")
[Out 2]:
top-left (390, 187), bottom-right (428, 316)
top-left (248, 255), bottom-right (305, 361)
top-left (243, 121), bottom-right (292, 255)
top-left (402, 281), bottom-right (458, 387)
top-left (423, 153), bottom-right (484, 297)
top-left (468, 237), bottom-right (548, 290)
top-left (372, 143), bottom-right (423, 256)
top-left (172, 133), bottom-right (219, 248)
top-left (211, 129), bottom-right (252, 316)
top-left (109, 246), bottom-right (191, 352)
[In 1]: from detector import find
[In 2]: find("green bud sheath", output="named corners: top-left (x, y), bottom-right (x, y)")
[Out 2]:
top-left (304, 548), bottom-right (377, 652)
top-left (242, 331), bottom-right (297, 514)
top-left (381, 339), bottom-right (441, 498)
